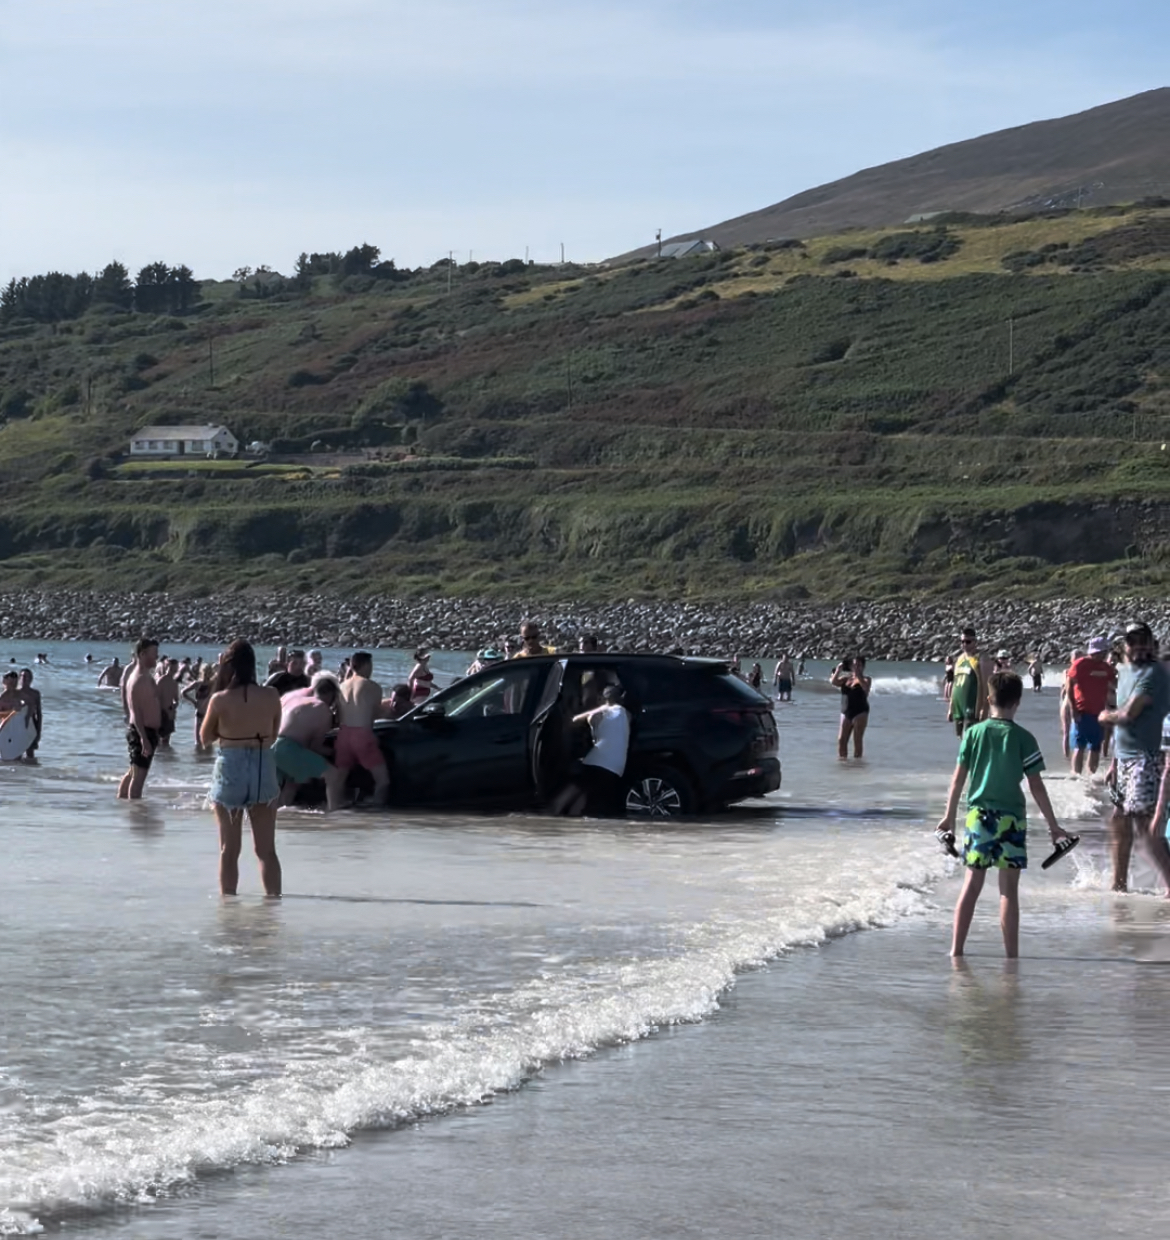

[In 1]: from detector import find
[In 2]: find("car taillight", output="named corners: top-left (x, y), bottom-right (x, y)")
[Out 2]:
top-left (710, 707), bottom-right (765, 726)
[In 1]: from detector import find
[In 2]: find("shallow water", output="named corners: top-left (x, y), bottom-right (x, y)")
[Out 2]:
top-left (0, 641), bottom-right (1163, 1237)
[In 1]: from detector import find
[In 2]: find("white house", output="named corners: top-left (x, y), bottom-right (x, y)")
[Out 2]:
top-left (658, 239), bottom-right (720, 259)
top-left (129, 425), bottom-right (239, 458)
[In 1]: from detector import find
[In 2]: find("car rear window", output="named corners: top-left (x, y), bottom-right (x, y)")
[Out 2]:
top-left (688, 670), bottom-right (769, 705)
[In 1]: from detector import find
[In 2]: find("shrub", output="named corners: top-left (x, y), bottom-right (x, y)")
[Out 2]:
top-left (288, 369), bottom-right (329, 387)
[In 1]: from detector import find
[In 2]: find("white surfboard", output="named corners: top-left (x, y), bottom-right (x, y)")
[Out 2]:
top-left (0, 709), bottom-right (36, 762)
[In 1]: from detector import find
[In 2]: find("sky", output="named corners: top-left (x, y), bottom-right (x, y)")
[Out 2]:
top-left (1, 0), bottom-right (1167, 282)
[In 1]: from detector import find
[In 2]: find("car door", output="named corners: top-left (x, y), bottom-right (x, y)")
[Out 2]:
top-left (398, 662), bottom-right (551, 805)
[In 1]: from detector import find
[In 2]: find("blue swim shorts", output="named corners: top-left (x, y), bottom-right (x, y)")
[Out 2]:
top-left (210, 746), bottom-right (280, 809)
top-left (963, 807), bottom-right (1027, 870)
top-left (270, 736), bottom-right (329, 784)
top-left (1070, 714), bottom-right (1103, 752)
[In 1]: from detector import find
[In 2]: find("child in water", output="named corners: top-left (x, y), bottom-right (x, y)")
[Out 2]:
top-left (935, 671), bottom-right (1071, 958)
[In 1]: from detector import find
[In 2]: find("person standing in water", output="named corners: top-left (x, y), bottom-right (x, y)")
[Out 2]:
top-left (408, 648), bottom-right (435, 704)
top-left (182, 663), bottom-right (216, 748)
top-left (949, 627), bottom-right (992, 737)
top-left (1027, 656), bottom-right (1044, 693)
top-left (943, 655), bottom-right (955, 703)
top-left (936, 671), bottom-right (1069, 958)
top-left (773, 653), bottom-right (794, 701)
top-left (1099, 620), bottom-right (1170, 895)
top-left (200, 640), bottom-right (283, 897)
top-left (118, 638), bottom-right (161, 800)
top-left (335, 652), bottom-right (391, 805)
top-left (832, 655), bottom-right (871, 759)
top-left (17, 669), bottom-right (41, 760)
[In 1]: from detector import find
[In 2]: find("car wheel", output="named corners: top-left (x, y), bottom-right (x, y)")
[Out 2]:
top-left (624, 765), bottom-right (696, 818)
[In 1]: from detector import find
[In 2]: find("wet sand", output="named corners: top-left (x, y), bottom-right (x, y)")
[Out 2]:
top-left (100, 864), bottom-right (1170, 1240)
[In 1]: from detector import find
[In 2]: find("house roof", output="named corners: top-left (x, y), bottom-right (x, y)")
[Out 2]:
top-left (132, 425), bottom-right (234, 439)
top-left (659, 240), bottom-right (719, 258)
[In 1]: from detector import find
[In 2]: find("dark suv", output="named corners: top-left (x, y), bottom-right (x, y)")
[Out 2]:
top-left (320, 653), bottom-right (780, 816)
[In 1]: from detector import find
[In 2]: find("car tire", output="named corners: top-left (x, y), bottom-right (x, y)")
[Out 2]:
top-left (623, 764), bottom-right (697, 818)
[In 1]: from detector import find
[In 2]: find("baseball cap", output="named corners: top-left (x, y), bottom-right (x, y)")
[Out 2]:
top-left (2, 669), bottom-right (17, 680)
top-left (1124, 620), bottom-right (1153, 640)
top-left (996, 649), bottom-right (1011, 659)
top-left (1087, 637), bottom-right (1108, 655)
top-left (478, 647), bottom-right (504, 662)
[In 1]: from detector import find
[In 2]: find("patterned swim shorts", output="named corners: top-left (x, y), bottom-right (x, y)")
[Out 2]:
top-left (1108, 750), bottom-right (1165, 817)
top-left (963, 807), bottom-right (1027, 870)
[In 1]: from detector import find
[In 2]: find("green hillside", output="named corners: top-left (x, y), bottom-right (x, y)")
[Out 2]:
top-left (2, 204), bottom-right (1170, 601)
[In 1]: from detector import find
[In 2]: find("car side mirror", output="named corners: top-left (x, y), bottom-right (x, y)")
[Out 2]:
top-left (421, 702), bottom-right (446, 720)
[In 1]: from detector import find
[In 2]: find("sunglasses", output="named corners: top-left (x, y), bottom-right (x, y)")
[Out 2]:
top-left (960, 638), bottom-right (975, 645)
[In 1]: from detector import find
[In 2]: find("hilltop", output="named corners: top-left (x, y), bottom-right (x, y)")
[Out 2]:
top-left (642, 88), bottom-right (1170, 252)
top-left (2, 201), bottom-right (1170, 603)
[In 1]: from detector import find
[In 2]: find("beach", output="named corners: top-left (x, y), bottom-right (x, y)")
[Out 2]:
top-left (1, 640), bottom-right (1167, 1237)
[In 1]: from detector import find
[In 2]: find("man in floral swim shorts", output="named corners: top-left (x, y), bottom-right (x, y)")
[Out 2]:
top-left (1100, 620), bottom-right (1170, 895)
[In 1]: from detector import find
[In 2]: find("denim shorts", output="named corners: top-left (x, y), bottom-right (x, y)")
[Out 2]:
top-left (210, 746), bottom-right (280, 809)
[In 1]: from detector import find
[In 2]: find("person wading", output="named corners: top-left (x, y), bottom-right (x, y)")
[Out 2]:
top-left (201, 640), bottom-right (283, 897)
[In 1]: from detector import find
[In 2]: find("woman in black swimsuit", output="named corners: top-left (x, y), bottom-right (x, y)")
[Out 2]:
top-left (831, 655), bottom-right (872, 759)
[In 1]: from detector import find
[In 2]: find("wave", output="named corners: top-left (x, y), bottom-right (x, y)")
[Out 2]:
top-left (0, 838), bottom-right (941, 1232)
top-left (868, 676), bottom-right (941, 697)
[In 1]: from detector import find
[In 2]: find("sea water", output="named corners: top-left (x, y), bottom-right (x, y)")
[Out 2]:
top-left (1, 642), bottom-right (1167, 1238)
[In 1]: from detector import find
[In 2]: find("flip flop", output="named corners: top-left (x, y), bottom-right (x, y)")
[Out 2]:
top-left (935, 828), bottom-right (960, 859)
top-left (1041, 835), bottom-right (1081, 870)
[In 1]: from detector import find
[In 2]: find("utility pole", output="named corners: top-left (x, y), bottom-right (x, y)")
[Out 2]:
top-left (560, 242), bottom-right (565, 265)
top-left (656, 228), bottom-right (662, 259)
top-left (447, 250), bottom-right (453, 295)
top-left (1008, 316), bottom-right (1014, 376)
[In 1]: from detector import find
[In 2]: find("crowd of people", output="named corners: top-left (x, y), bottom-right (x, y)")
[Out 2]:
top-left (11, 615), bottom-right (1170, 935)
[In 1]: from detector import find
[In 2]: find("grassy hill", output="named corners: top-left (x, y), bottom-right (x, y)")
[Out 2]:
top-left (2, 201), bottom-right (1170, 602)
top-left (641, 88), bottom-right (1170, 253)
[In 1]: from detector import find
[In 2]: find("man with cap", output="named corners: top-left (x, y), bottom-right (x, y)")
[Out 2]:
top-left (1099, 620), bottom-right (1170, 894)
top-left (1066, 637), bottom-right (1117, 775)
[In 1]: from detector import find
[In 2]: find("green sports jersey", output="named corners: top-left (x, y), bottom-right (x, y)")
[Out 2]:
top-left (950, 653), bottom-right (981, 721)
top-left (958, 718), bottom-right (1045, 819)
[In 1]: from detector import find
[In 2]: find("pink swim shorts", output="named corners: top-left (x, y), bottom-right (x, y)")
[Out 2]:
top-left (333, 725), bottom-right (383, 771)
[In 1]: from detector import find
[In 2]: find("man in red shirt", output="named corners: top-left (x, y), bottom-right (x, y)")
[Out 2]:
top-left (1067, 636), bottom-right (1117, 774)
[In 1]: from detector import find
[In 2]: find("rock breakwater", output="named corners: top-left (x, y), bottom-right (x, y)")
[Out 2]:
top-left (0, 591), bottom-right (1164, 662)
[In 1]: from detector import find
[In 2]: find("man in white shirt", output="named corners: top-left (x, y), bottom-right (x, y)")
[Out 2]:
top-left (571, 685), bottom-right (631, 816)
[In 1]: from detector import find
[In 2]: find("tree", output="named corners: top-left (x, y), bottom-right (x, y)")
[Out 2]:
top-left (340, 243), bottom-right (381, 277)
top-left (93, 261), bottom-right (133, 309)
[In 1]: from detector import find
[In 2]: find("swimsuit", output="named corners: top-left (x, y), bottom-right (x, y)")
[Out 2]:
top-left (334, 725), bottom-right (384, 771)
top-left (271, 736), bottom-right (329, 784)
top-left (841, 681), bottom-right (869, 721)
top-left (963, 807), bottom-right (1027, 869)
top-left (1109, 751), bottom-right (1165, 817)
top-left (126, 726), bottom-right (160, 770)
top-left (411, 668), bottom-right (435, 701)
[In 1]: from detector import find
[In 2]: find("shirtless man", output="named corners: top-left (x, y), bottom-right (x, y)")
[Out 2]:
top-left (271, 677), bottom-right (346, 810)
top-left (156, 658), bottom-right (181, 747)
top-left (773, 652), bottom-right (795, 702)
top-left (335, 651), bottom-right (390, 804)
top-left (118, 638), bottom-right (162, 799)
top-left (18, 669), bottom-right (41, 759)
top-left (97, 656), bottom-right (121, 688)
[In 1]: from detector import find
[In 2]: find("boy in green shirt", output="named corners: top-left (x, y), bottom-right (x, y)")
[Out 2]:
top-left (936, 671), bottom-right (1071, 958)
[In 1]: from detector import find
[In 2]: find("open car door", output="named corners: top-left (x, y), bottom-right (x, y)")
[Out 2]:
top-left (529, 659), bottom-right (567, 800)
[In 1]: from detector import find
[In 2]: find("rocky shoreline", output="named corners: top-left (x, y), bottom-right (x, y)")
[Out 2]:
top-left (1, 591), bottom-right (1166, 662)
